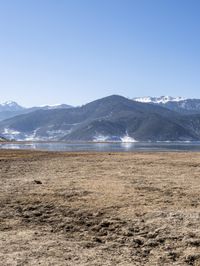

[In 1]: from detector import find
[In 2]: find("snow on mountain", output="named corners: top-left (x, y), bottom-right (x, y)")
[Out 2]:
top-left (133, 96), bottom-right (200, 114)
top-left (37, 104), bottom-right (73, 110)
top-left (0, 101), bottom-right (25, 111)
top-left (0, 101), bottom-right (73, 111)
top-left (0, 101), bottom-right (74, 121)
top-left (133, 96), bottom-right (186, 104)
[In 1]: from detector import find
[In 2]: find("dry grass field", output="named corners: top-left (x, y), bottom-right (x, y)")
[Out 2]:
top-left (1, 150), bottom-right (200, 265)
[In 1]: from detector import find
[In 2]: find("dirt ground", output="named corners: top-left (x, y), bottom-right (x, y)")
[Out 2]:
top-left (1, 150), bottom-right (200, 265)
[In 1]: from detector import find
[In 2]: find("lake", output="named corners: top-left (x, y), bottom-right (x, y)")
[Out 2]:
top-left (1, 141), bottom-right (200, 152)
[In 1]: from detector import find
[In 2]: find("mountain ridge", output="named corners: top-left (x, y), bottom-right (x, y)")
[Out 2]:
top-left (133, 96), bottom-right (186, 104)
top-left (134, 96), bottom-right (200, 114)
top-left (1, 95), bottom-right (200, 142)
top-left (0, 102), bottom-right (73, 121)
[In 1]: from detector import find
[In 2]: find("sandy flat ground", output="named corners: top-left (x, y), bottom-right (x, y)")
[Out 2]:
top-left (1, 150), bottom-right (200, 265)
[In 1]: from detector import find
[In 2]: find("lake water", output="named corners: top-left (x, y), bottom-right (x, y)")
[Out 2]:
top-left (1, 141), bottom-right (200, 152)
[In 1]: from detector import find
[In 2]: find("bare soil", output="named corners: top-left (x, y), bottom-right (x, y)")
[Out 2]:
top-left (1, 150), bottom-right (200, 265)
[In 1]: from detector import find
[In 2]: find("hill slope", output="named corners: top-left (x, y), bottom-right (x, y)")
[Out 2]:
top-left (0, 95), bottom-right (200, 141)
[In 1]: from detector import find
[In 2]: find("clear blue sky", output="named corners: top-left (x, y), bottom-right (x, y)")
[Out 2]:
top-left (0, 0), bottom-right (200, 106)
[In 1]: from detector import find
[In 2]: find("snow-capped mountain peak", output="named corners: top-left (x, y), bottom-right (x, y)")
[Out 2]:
top-left (0, 100), bottom-right (74, 121)
top-left (133, 96), bottom-right (186, 104)
top-left (0, 101), bottom-right (25, 111)
top-left (1, 101), bottom-right (19, 106)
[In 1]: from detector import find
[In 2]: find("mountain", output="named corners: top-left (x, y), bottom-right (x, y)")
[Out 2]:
top-left (133, 96), bottom-right (200, 114)
top-left (134, 96), bottom-right (185, 104)
top-left (1, 95), bottom-right (200, 142)
top-left (159, 99), bottom-right (200, 114)
top-left (0, 101), bottom-right (25, 112)
top-left (28, 104), bottom-right (73, 111)
top-left (0, 101), bottom-right (26, 121)
top-left (0, 102), bottom-right (73, 121)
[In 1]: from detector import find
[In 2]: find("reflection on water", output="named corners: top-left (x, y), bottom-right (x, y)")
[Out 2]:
top-left (1, 141), bottom-right (200, 152)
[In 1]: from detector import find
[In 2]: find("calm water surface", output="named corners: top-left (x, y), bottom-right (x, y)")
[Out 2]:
top-left (1, 141), bottom-right (200, 152)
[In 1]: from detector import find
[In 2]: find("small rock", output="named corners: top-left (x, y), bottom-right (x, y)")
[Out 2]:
top-left (34, 180), bottom-right (42, 185)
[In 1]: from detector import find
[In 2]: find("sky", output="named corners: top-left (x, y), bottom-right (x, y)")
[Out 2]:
top-left (0, 0), bottom-right (200, 107)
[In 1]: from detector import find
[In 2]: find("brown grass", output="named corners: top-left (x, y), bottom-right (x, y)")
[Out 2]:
top-left (1, 150), bottom-right (200, 265)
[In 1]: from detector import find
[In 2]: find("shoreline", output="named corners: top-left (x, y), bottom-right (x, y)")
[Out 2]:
top-left (1, 139), bottom-right (200, 143)
top-left (1, 140), bottom-right (200, 153)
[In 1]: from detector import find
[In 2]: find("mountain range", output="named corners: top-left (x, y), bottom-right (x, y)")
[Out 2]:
top-left (134, 96), bottom-right (200, 114)
top-left (0, 101), bottom-right (73, 121)
top-left (1, 95), bottom-right (200, 142)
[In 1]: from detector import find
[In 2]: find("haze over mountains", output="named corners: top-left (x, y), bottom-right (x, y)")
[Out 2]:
top-left (1, 95), bottom-right (200, 142)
